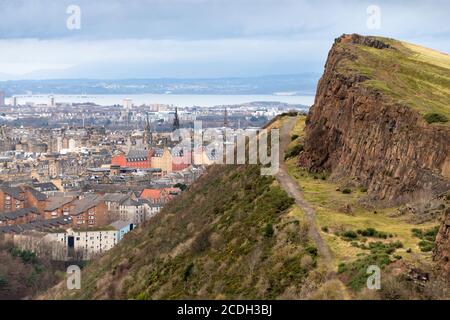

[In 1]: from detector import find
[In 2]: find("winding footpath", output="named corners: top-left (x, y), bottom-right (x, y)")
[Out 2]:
top-left (276, 117), bottom-right (333, 264)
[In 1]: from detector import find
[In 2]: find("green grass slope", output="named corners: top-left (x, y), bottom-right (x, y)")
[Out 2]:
top-left (337, 35), bottom-right (450, 122)
top-left (46, 164), bottom-right (325, 300)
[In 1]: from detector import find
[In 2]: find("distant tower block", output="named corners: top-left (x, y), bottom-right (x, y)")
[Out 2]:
top-left (224, 107), bottom-right (229, 127)
top-left (123, 98), bottom-right (133, 110)
top-left (13, 96), bottom-right (17, 108)
top-left (0, 91), bottom-right (5, 107)
top-left (49, 95), bottom-right (55, 107)
top-left (173, 107), bottom-right (180, 131)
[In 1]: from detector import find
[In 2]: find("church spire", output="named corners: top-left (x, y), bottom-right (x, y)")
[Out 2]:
top-left (173, 107), bottom-right (180, 131)
top-left (144, 112), bottom-right (152, 149)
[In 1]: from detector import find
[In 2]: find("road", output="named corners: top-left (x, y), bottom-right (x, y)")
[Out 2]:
top-left (276, 117), bottom-right (333, 264)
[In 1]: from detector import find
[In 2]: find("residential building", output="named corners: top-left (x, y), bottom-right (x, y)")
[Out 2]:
top-left (0, 187), bottom-right (26, 211)
top-left (0, 207), bottom-right (40, 226)
top-left (69, 195), bottom-right (108, 229)
top-left (44, 196), bottom-right (76, 219)
top-left (118, 198), bottom-right (145, 225)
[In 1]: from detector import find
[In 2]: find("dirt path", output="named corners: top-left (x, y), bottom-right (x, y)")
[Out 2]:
top-left (276, 117), bottom-right (333, 264)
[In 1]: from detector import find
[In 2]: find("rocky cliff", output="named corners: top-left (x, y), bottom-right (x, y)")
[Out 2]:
top-left (299, 34), bottom-right (450, 205)
top-left (434, 208), bottom-right (450, 277)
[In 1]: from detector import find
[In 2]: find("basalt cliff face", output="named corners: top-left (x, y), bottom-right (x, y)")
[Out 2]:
top-left (299, 34), bottom-right (450, 205)
top-left (434, 208), bottom-right (450, 277)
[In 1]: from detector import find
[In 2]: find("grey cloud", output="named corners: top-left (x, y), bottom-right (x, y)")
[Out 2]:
top-left (0, 0), bottom-right (448, 40)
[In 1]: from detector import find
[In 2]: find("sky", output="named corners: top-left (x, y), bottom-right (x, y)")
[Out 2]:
top-left (0, 0), bottom-right (449, 79)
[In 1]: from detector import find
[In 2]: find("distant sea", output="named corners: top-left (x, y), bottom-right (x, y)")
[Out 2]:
top-left (10, 94), bottom-right (315, 108)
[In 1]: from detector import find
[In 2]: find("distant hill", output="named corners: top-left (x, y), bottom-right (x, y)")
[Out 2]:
top-left (0, 74), bottom-right (320, 96)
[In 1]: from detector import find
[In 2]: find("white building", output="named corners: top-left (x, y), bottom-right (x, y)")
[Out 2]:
top-left (20, 221), bottom-right (134, 260)
top-left (123, 98), bottom-right (133, 110)
top-left (119, 198), bottom-right (145, 225)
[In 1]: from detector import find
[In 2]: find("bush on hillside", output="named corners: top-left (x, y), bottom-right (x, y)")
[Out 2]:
top-left (424, 113), bottom-right (448, 124)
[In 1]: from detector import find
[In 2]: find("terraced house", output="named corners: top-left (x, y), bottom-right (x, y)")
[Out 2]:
top-left (69, 195), bottom-right (108, 229)
top-left (0, 187), bottom-right (26, 211)
top-left (0, 207), bottom-right (40, 226)
top-left (43, 196), bottom-right (76, 219)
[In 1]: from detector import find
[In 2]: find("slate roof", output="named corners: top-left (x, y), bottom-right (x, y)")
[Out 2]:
top-left (0, 207), bottom-right (40, 221)
top-left (120, 198), bottom-right (142, 207)
top-left (0, 216), bottom-right (72, 234)
top-left (126, 149), bottom-right (149, 161)
top-left (26, 187), bottom-right (47, 201)
top-left (45, 196), bottom-right (75, 211)
top-left (110, 220), bottom-right (133, 230)
top-left (103, 193), bottom-right (130, 204)
top-left (0, 187), bottom-right (24, 200)
top-left (70, 195), bottom-right (104, 216)
top-left (33, 182), bottom-right (59, 192)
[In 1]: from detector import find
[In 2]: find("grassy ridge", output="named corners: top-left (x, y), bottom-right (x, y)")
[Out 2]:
top-left (337, 37), bottom-right (450, 122)
top-left (49, 164), bottom-right (324, 300)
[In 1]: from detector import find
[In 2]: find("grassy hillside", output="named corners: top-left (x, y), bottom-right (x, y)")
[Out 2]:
top-left (287, 115), bottom-right (449, 298)
top-left (337, 36), bottom-right (450, 122)
top-left (45, 164), bottom-right (329, 300)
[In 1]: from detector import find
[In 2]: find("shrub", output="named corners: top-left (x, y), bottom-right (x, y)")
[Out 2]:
top-left (342, 188), bottom-right (352, 194)
top-left (183, 263), bottom-right (194, 281)
top-left (424, 113), bottom-right (448, 124)
top-left (284, 144), bottom-right (304, 160)
top-left (357, 228), bottom-right (388, 239)
top-left (368, 241), bottom-right (403, 255)
top-left (305, 245), bottom-right (318, 258)
top-left (264, 223), bottom-right (274, 238)
top-left (418, 241), bottom-right (434, 252)
top-left (0, 276), bottom-right (7, 288)
top-left (291, 134), bottom-right (299, 141)
top-left (321, 226), bottom-right (329, 233)
top-left (338, 253), bottom-right (392, 291)
top-left (341, 231), bottom-right (358, 239)
top-left (412, 227), bottom-right (439, 252)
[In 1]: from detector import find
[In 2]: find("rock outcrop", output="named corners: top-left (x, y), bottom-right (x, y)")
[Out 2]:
top-left (434, 208), bottom-right (450, 277)
top-left (299, 34), bottom-right (450, 205)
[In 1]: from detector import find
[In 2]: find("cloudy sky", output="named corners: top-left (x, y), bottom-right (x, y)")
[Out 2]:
top-left (0, 0), bottom-right (449, 79)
